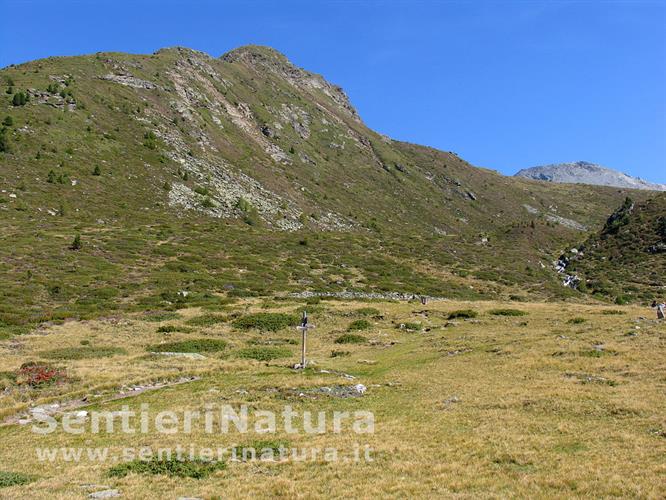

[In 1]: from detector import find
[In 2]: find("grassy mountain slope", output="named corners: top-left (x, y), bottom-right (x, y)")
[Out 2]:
top-left (0, 45), bottom-right (652, 328)
top-left (565, 194), bottom-right (666, 303)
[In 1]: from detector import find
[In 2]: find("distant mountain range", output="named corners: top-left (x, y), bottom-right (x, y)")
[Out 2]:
top-left (515, 161), bottom-right (666, 191)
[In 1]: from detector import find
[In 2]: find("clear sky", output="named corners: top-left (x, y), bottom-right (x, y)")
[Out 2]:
top-left (1, 0), bottom-right (664, 182)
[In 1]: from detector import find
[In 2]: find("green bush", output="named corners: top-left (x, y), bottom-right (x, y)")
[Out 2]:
top-left (40, 346), bottom-right (126, 360)
top-left (70, 234), bottom-right (82, 250)
top-left (401, 322), bottom-right (422, 331)
top-left (489, 309), bottom-right (527, 317)
top-left (108, 458), bottom-right (225, 479)
top-left (0, 471), bottom-right (35, 488)
top-left (347, 319), bottom-right (371, 331)
top-left (236, 346), bottom-right (292, 361)
top-left (143, 131), bottom-right (157, 149)
top-left (447, 309), bottom-right (478, 319)
top-left (147, 339), bottom-right (227, 353)
top-left (568, 317), bottom-right (586, 324)
top-left (232, 313), bottom-right (299, 332)
top-left (12, 92), bottom-right (27, 106)
top-left (2, 116), bottom-right (13, 127)
top-left (334, 333), bottom-right (366, 344)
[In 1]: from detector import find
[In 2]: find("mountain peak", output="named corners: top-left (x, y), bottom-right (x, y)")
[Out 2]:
top-left (221, 45), bottom-right (290, 65)
top-left (515, 162), bottom-right (666, 191)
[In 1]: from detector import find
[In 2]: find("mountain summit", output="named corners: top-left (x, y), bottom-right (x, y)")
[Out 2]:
top-left (515, 161), bottom-right (666, 191)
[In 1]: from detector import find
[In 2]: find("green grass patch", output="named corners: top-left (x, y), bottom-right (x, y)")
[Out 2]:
top-left (568, 317), bottom-right (586, 324)
top-left (39, 346), bottom-right (127, 360)
top-left (400, 322), bottom-right (422, 331)
top-left (447, 309), bottom-right (478, 319)
top-left (232, 313), bottom-right (299, 332)
top-left (108, 458), bottom-right (225, 479)
top-left (0, 471), bottom-right (35, 488)
top-left (488, 308), bottom-right (527, 317)
top-left (147, 339), bottom-right (227, 353)
top-left (347, 319), bottom-right (371, 331)
top-left (236, 346), bottom-right (293, 361)
top-left (335, 333), bottom-right (366, 344)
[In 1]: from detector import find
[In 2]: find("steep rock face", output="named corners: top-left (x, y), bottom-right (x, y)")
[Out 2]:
top-left (515, 161), bottom-right (665, 191)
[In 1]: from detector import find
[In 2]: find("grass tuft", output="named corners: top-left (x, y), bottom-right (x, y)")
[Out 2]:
top-left (447, 309), bottom-right (478, 319)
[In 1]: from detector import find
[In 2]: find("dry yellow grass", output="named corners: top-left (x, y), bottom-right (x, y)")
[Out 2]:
top-left (0, 299), bottom-right (664, 499)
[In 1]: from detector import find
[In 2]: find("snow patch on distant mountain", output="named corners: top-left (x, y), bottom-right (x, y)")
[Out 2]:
top-left (514, 161), bottom-right (665, 191)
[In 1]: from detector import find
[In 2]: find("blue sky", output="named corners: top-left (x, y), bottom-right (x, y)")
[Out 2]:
top-left (1, 0), bottom-right (664, 182)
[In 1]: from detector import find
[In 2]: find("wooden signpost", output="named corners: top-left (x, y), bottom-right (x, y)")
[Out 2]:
top-left (296, 310), bottom-right (315, 369)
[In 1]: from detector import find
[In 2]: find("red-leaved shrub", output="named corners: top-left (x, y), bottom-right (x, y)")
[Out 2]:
top-left (17, 362), bottom-right (67, 387)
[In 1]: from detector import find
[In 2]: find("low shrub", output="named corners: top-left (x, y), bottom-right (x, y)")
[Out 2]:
top-left (108, 458), bottom-right (225, 479)
top-left (331, 350), bottom-right (350, 358)
top-left (489, 309), bottom-right (528, 317)
top-left (0, 471), bottom-right (35, 488)
top-left (347, 319), bottom-right (371, 331)
top-left (40, 346), bottom-right (126, 360)
top-left (447, 309), bottom-right (478, 319)
top-left (16, 362), bottom-right (67, 387)
top-left (236, 346), bottom-right (292, 361)
top-left (147, 339), bottom-right (227, 353)
top-left (232, 313), bottom-right (299, 332)
top-left (334, 333), bottom-right (366, 344)
top-left (568, 317), bottom-right (586, 324)
top-left (400, 322), bottom-right (422, 331)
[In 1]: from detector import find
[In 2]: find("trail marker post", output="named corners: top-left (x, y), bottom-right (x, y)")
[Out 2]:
top-left (296, 310), bottom-right (315, 369)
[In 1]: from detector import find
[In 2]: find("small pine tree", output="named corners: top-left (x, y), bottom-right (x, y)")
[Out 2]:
top-left (289, 146), bottom-right (295, 154)
top-left (47, 170), bottom-right (56, 183)
top-left (2, 116), bottom-right (13, 127)
top-left (70, 234), bottom-right (82, 250)
top-left (0, 131), bottom-right (9, 153)
top-left (92, 165), bottom-right (101, 176)
top-left (12, 92), bottom-right (26, 106)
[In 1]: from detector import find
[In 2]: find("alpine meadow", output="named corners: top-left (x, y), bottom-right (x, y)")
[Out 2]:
top-left (0, 5), bottom-right (665, 499)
